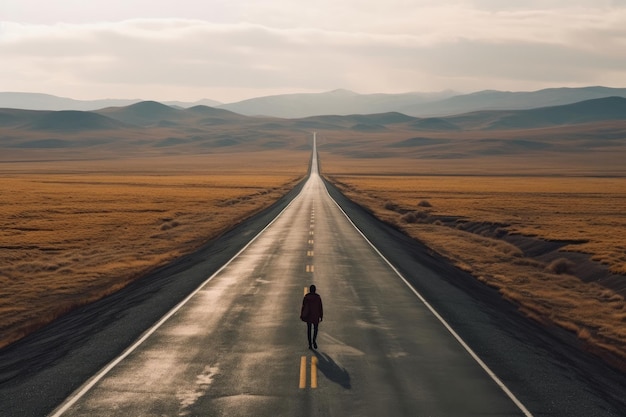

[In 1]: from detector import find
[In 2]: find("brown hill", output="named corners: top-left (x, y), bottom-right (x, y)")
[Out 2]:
top-left (96, 101), bottom-right (185, 127)
top-left (444, 96), bottom-right (626, 130)
top-left (26, 110), bottom-right (128, 131)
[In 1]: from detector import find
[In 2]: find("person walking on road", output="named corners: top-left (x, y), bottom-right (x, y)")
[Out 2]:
top-left (301, 284), bottom-right (323, 349)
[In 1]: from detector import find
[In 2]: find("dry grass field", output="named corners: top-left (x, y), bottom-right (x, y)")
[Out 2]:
top-left (0, 151), bottom-right (308, 349)
top-left (321, 154), bottom-right (626, 371)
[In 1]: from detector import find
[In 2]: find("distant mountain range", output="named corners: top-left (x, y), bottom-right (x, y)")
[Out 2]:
top-left (2, 96), bottom-right (625, 134)
top-left (0, 92), bottom-right (222, 112)
top-left (1, 95), bottom-right (625, 148)
top-left (439, 96), bottom-right (626, 130)
top-left (217, 89), bottom-right (457, 118)
top-left (2, 86), bottom-right (626, 118)
top-left (217, 86), bottom-right (626, 118)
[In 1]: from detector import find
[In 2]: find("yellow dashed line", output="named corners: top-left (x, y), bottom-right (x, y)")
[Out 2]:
top-left (301, 210), bottom-right (318, 389)
top-left (311, 356), bottom-right (318, 388)
top-left (299, 356), bottom-right (307, 389)
top-left (299, 356), bottom-right (318, 389)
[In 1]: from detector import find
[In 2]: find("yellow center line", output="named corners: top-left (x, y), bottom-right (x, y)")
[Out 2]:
top-left (308, 239), bottom-right (314, 245)
top-left (298, 355), bottom-right (318, 389)
top-left (311, 356), bottom-right (318, 388)
top-left (307, 250), bottom-right (314, 257)
top-left (306, 265), bottom-right (314, 273)
top-left (304, 286), bottom-right (309, 295)
top-left (299, 356), bottom-right (307, 389)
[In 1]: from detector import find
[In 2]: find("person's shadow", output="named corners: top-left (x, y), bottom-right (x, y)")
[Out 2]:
top-left (313, 351), bottom-right (351, 389)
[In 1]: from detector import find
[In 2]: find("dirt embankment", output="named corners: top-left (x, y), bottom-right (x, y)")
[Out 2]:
top-left (417, 216), bottom-right (625, 295)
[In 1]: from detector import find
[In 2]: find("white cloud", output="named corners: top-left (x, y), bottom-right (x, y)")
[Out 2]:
top-left (1, 1), bottom-right (625, 102)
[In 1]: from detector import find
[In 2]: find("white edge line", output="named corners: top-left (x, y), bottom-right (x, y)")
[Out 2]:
top-left (49, 184), bottom-right (305, 417)
top-left (321, 178), bottom-right (534, 417)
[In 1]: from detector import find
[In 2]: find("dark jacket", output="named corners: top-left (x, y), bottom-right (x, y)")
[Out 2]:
top-left (301, 293), bottom-right (323, 324)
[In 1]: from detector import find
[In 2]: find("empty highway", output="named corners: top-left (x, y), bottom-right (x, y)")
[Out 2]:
top-left (48, 135), bottom-right (528, 416)
top-left (1, 135), bottom-right (625, 416)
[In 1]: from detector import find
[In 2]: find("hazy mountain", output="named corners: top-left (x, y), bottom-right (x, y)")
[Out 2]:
top-left (401, 87), bottom-right (626, 117)
top-left (217, 89), bottom-right (456, 118)
top-left (0, 108), bottom-right (39, 128)
top-left (0, 92), bottom-right (222, 111)
top-left (0, 93), bottom-right (142, 111)
top-left (0, 108), bottom-right (128, 131)
top-left (442, 96), bottom-right (626, 130)
top-left (185, 105), bottom-right (251, 125)
top-left (485, 96), bottom-right (626, 129)
top-left (96, 101), bottom-right (186, 126)
top-left (26, 110), bottom-right (129, 131)
top-left (292, 97), bottom-right (626, 131)
top-left (163, 98), bottom-right (223, 108)
top-left (96, 101), bottom-right (249, 127)
top-left (217, 86), bottom-right (626, 118)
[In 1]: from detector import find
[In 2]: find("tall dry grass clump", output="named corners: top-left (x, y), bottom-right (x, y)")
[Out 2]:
top-left (547, 258), bottom-right (575, 274)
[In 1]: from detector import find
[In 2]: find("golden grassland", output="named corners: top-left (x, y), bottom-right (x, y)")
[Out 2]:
top-left (321, 153), bottom-right (626, 371)
top-left (0, 152), bottom-right (308, 349)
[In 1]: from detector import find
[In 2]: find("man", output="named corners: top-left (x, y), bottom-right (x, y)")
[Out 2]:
top-left (300, 284), bottom-right (323, 349)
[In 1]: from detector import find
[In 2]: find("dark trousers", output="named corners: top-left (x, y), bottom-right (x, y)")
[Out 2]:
top-left (307, 322), bottom-right (319, 347)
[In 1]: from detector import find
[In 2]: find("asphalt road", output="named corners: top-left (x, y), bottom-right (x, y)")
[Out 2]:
top-left (1, 136), bottom-right (625, 416)
top-left (45, 139), bottom-right (525, 416)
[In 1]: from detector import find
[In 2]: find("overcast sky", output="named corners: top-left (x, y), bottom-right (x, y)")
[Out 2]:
top-left (1, 0), bottom-right (625, 103)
